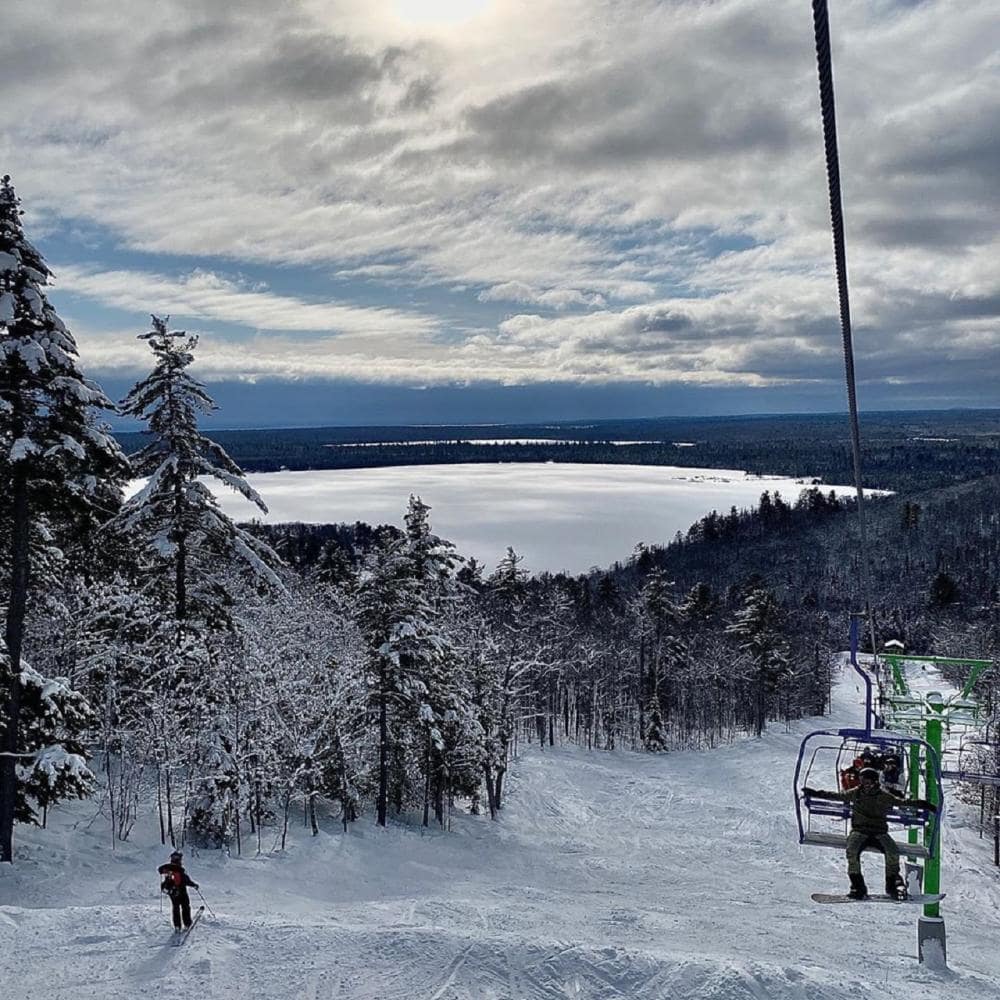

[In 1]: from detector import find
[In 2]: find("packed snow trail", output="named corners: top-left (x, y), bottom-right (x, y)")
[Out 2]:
top-left (2, 670), bottom-right (999, 999)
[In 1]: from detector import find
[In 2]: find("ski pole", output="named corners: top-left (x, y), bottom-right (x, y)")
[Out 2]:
top-left (196, 887), bottom-right (216, 919)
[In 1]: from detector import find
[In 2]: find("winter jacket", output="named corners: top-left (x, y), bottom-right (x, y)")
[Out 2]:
top-left (158, 862), bottom-right (198, 896)
top-left (805, 786), bottom-right (933, 835)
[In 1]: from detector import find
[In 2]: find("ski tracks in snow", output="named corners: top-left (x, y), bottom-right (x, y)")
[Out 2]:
top-left (5, 675), bottom-right (1000, 999)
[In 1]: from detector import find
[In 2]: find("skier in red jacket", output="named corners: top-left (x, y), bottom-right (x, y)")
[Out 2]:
top-left (158, 850), bottom-right (199, 931)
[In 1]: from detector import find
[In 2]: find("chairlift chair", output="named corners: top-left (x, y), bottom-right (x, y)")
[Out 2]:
top-left (940, 695), bottom-right (982, 730)
top-left (941, 737), bottom-right (1000, 788)
top-left (794, 727), bottom-right (942, 861)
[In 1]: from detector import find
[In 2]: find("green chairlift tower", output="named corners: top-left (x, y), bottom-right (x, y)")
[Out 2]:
top-left (878, 647), bottom-right (994, 965)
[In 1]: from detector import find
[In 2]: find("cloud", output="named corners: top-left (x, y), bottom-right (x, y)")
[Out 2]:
top-left (0, 0), bottom-right (996, 401)
top-left (57, 265), bottom-right (440, 337)
top-left (478, 281), bottom-right (605, 309)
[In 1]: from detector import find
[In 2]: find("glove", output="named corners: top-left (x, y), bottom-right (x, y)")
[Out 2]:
top-left (802, 787), bottom-right (817, 796)
top-left (192, 883), bottom-right (200, 890)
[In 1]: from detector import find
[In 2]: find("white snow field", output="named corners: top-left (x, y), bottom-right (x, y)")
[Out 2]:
top-left (195, 463), bottom-right (872, 574)
top-left (2, 668), bottom-right (999, 1000)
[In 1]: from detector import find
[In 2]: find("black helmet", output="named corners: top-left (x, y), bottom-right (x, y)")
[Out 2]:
top-left (170, 850), bottom-right (182, 861)
top-left (859, 767), bottom-right (880, 785)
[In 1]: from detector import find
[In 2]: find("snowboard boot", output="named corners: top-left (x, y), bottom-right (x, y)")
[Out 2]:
top-left (848, 873), bottom-right (868, 899)
top-left (885, 873), bottom-right (907, 900)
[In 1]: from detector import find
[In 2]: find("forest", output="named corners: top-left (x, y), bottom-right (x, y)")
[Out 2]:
top-left (2, 173), bottom-right (999, 870)
top-left (114, 410), bottom-right (1000, 494)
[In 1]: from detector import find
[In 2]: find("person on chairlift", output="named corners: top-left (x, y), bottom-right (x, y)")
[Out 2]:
top-left (879, 754), bottom-right (906, 795)
top-left (803, 766), bottom-right (937, 899)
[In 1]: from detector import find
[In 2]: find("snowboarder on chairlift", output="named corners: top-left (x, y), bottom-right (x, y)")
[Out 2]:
top-left (158, 849), bottom-right (200, 931)
top-left (803, 766), bottom-right (937, 900)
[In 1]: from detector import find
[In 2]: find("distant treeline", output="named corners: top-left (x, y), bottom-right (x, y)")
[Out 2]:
top-left (114, 410), bottom-right (1000, 493)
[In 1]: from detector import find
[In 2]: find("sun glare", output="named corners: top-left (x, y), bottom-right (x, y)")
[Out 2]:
top-left (391, 0), bottom-right (493, 27)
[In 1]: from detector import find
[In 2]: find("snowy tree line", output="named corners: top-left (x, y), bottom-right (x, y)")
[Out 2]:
top-left (116, 412), bottom-right (1000, 494)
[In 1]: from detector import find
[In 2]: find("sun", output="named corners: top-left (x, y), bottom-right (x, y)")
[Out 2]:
top-left (390, 0), bottom-right (493, 27)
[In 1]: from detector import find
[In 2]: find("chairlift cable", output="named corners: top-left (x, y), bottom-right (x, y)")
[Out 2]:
top-left (811, 0), bottom-right (878, 657)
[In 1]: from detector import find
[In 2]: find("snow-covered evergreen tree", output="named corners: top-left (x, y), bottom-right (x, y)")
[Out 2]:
top-left (474, 547), bottom-right (531, 815)
top-left (0, 175), bottom-right (128, 862)
top-left (726, 587), bottom-right (791, 738)
top-left (400, 496), bottom-right (473, 825)
top-left (637, 570), bottom-right (685, 750)
top-left (14, 663), bottom-right (96, 826)
top-left (403, 494), bottom-right (459, 588)
top-left (113, 315), bottom-right (282, 627)
top-left (357, 499), bottom-right (461, 827)
top-left (110, 318), bottom-right (284, 846)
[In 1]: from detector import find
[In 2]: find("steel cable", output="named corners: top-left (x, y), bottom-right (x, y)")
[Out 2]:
top-left (812, 0), bottom-right (879, 657)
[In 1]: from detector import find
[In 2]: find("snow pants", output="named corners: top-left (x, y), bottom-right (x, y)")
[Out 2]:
top-left (170, 889), bottom-right (192, 929)
top-left (845, 831), bottom-right (900, 877)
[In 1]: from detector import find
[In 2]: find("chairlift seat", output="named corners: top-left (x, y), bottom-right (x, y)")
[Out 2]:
top-left (801, 798), bottom-right (931, 827)
top-left (884, 696), bottom-right (924, 710)
top-left (941, 768), bottom-right (1000, 788)
top-left (887, 806), bottom-right (930, 826)
top-left (805, 801), bottom-right (852, 820)
top-left (800, 831), bottom-right (932, 859)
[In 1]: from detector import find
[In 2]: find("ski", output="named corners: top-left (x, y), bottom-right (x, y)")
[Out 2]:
top-left (173, 906), bottom-right (205, 945)
top-left (811, 892), bottom-right (945, 905)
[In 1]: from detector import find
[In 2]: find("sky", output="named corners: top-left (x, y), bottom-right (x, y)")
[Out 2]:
top-left (2, 0), bottom-right (997, 427)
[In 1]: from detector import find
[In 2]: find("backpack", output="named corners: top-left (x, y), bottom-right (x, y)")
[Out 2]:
top-left (162, 866), bottom-right (184, 895)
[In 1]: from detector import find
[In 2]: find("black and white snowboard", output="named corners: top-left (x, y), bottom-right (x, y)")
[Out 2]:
top-left (811, 892), bottom-right (944, 905)
top-left (173, 905), bottom-right (205, 945)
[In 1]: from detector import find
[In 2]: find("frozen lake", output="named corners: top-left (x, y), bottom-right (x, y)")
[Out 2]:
top-left (202, 462), bottom-right (861, 575)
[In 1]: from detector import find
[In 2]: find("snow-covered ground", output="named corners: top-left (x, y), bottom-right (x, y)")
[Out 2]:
top-left (189, 463), bottom-right (872, 574)
top-left (2, 667), bottom-right (998, 1000)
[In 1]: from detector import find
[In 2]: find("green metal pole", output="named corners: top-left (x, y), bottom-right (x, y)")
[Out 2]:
top-left (923, 693), bottom-right (944, 918)
top-left (883, 654), bottom-right (910, 696)
top-left (959, 659), bottom-right (992, 701)
top-left (908, 740), bottom-right (920, 855)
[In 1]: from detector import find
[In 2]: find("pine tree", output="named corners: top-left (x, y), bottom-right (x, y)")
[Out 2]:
top-left (726, 587), bottom-right (790, 738)
top-left (1, 175), bottom-right (128, 862)
top-left (114, 316), bottom-right (282, 628)
top-left (15, 664), bottom-right (96, 827)
top-left (357, 532), bottom-right (426, 826)
top-left (400, 495), bottom-right (473, 825)
top-left (356, 499), bottom-right (460, 827)
top-left (638, 570), bottom-right (685, 749)
top-left (477, 547), bottom-right (531, 814)
top-left (111, 318), bottom-right (284, 846)
top-left (403, 494), bottom-right (458, 588)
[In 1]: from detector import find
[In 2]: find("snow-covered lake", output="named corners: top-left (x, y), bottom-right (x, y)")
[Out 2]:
top-left (201, 463), bottom-right (865, 574)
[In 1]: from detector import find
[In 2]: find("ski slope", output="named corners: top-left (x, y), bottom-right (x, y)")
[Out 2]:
top-left (2, 669), bottom-right (999, 1000)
